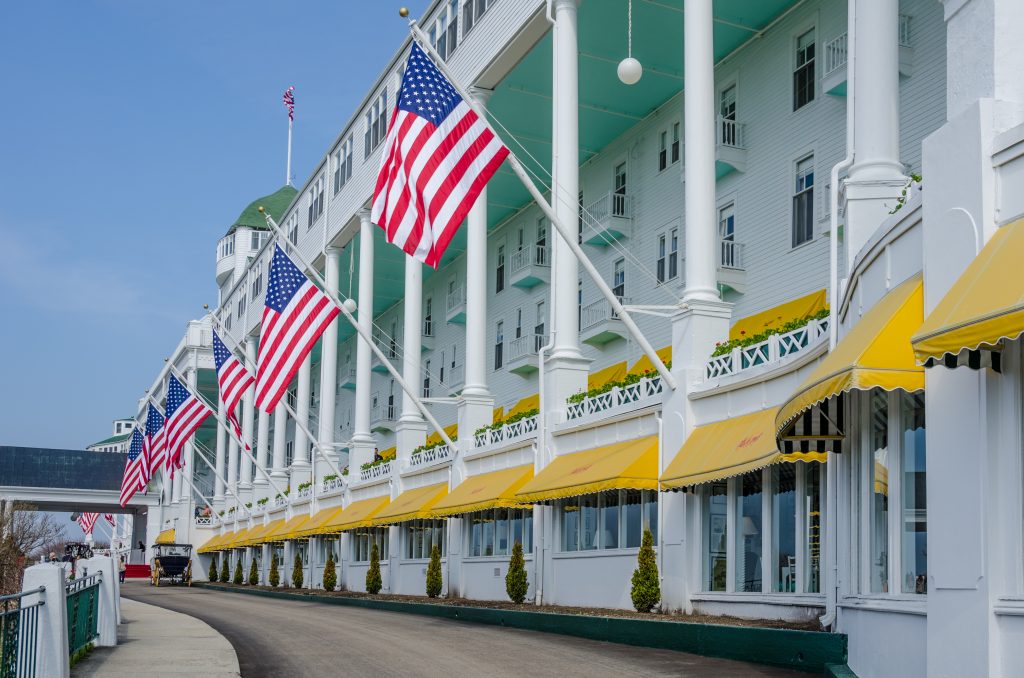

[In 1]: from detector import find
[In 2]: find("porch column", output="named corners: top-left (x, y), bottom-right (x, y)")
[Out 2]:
top-left (351, 209), bottom-right (376, 471)
top-left (226, 409), bottom-right (239, 496)
top-left (213, 397), bottom-right (227, 504)
top-left (177, 366), bottom-right (198, 504)
top-left (396, 255), bottom-right (427, 461)
top-left (254, 406), bottom-right (270, 501)
top-left (239, 335), bottom-right (257, 496)
top-left (844, 0), bottom-right (906, 269)
top-left (318, 247), bottom-right (343, 469)
top-left (682, 0), bottom-right (719, 303)
top-left (290, 356), bottom-right (313, 489)
top-left (271, 401), bottom-right (288, 485)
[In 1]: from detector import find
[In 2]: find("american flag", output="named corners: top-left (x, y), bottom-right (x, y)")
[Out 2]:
top-left (119, 428), bottom-right (147, 506)
top-left (144, 402), bottom-right (168, 474)
top-left (254, 245), bottom-right (339, 413)
top-left (77, 512), bottom-right (99, 534)
top-left (164, 374), bottom-right (213, 473)
top-left (105, 513), bottom-right (116, 527)
top-left (283, 86), bottom-right (295, 121)
top-left (213, 329), bottom-right (254, 445)
top-left (371, 41), bottom-right (508, 268)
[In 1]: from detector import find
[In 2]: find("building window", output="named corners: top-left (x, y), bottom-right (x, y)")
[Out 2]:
top-left (793, 28), bottom-right (815, 110)
top-left (515, 307), bottom-right (523, 339)
top-left (792, 156), bottom-right (814, 247)
top-left (659, 131), bottom-right (668, 171)
top-left (307, 175), bottom-right (325, 227)
top-left (286, 213), bottom-right (299, 247)
top-left (736, 471), bottom-right (763, 592)
top-left (536, 218), bottom-right (548, 265)
top-left (364, 90), bottom-right (388, 158)
top-left (468, 508), bottom-right (532, 557)
top-left (704, 481), bottom-right (728, 591)
top-left (719, 84), bottom-right (737, 144)
top-left (669, 228), bottom-right (679, 279)
top-left (559, 490), bottom-right (657, 552)
top-left (351, 527), bottom-right (389, 562)
top-left (494, 320), bottom-right (504, 370)
top-left (613, 258), bottom-right (625, 299)
top-left (495, 244), bottom-right (505, 292)
top-left (285, 439), bottom-right (294, 467)
top-left (613, 162), bottom-right (628, 216)
top-left (319, 538), bottom-right (338, 565)
top-left (657, 234), bottom-right (667, 283)
top-left (423, 297), bottom-right (433, 337)
top-left (423, 359), bottom-right (431, 398)
top-left (534, 301), bottom-right (546, 351)
top-left (770, 465), bottom-right (797, 592)
top-left (405, 519), bottom-right (446, 559)
top-left (250, 230), bottom-right (268, 251)
top-left (671, 121), bottom-right (680, 164)
top-left (251, 268), bottom-right (264, 301)
top-left (431, 0), bottom-right (460, 61)
top-left (237, 295), bottom-right (246, 318)
top-left (463, 0), bottom-right (493, 36)
top-left (224, 314), bottom-right (232, 332)
top-left (333, 137), bottom-right (353, 195)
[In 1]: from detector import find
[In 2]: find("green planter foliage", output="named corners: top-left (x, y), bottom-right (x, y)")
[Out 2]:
top-left (630, 529), bottom-right (660, 613)
top-left (366, 542), bottom-right (383, 594)
top-left (709, 308), bottom-right (830, 357)
top-left (269, 553), bottom-right (280, 588)
top-left (505, 540), bottom-right (528, 604)
top-left (323, 554), bottom-right (337, 591)
top-left (233, 560), bottom-right (243, 585)
top-left (426, 545), bottom-right (443, 598)
top-left (292, 553), bottom-right (304, 589)
top-left (248, 558), bottom-right (259, 586)
top-left (219, 557), bottom-right (229, 584)
top-left (208, 559), bottom-right (218, 583)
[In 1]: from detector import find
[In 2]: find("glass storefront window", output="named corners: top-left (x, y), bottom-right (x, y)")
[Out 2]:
top-left (466, 509), bottom-right (532, 557)
top-left (771, 465), bottom-right (797, 592)
top-left (901, 392), bottom-right (927, 594)
top-left (351, 527), bottom-right (388, 562)
top-left (870, 390), bottom-right (890, 593)
top-left (405, 520), bottom-right (445, 559)
top-left (803, 463), bottom-right (822, 593)
top-left (735, 471), bottom-right (763, 592)
top-left (495, 509), bottom-right (510, 556)
top-left (559, 491), bottom-right (657, 552)
top-left (580, 495), bottom-right (599, 551)
top-left (704, 481), bottom-right (728, 591)
top-left (470, 514), bottom-right (483, 556)
top-left (601, 492), bottom-right (620, 549)
top-left (624, 490), bottom-right (643, 548)
top-left (562, 503), bottom-right (580, 552)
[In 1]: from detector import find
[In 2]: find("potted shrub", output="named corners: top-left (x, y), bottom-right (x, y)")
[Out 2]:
top-left (366, 542), bottom-right (382, 594)
top-left (269, 553), bottom-right (280, 588)
top-left (323, 553), bottom-right (337, 591)
top-left (505, 540), bottom-right (528, 604)
top-left (292, 552), bottom-right (304, 589)
top-left (630, 529), bottom-right (660, 612)
top-left (233, 560), bottom-right (243, 585)
top-left (248, 558), bottom-right (258, 586)
top-left (219, 556), bottom-right (229, 583)
top-left (426, 545), bottom-right (442, 598)
top-left (208, 558), bottom-right (218, 583)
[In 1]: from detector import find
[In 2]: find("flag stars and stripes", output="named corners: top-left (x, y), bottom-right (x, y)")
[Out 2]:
top-left (145, 403), bottom-right (168, 475)
top-left (163, 374), bottom-right (213, 475)
top-left (120, 428), bottom-right (148, 506)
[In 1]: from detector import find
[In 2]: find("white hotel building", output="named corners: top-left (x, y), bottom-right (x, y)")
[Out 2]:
top-left (136, 0), bottom-right (1024, 675)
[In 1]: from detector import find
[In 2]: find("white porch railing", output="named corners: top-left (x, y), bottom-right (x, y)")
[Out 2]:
top-left (510, 244), bottom-right (550, 273)
top-left (580, 297), bottom-right (629, 332)
top-left (194, 516), bottom-right (213, 526)
top-left (585, 192), bottom-right (633, 224)
top-left (408, 443), bottom-right (456, 470)
top-left (446, 283), bottom-right (466, 314)
top-left (359, 459), bottom-right (394, 482)
top-left (508, 333), bottom-right (546, 362)
top-left (273, 494), bottom-right (288, 507)
top-left (704, 316), bottom-right (830, 380)
top-left (474, 414), bottom-right (539, 449)
top-left (716, 116), bottom-right (746, 149)
top-left (295, 485), bottom-right (312, 500)
top-left (565, 375), bottom-right (664, 421)
top-left (899, 13), bottom-right (911, 47)
top-left (445, 363), bottom-right (465, 390)
top-left (320, 477), bottom-right (345, 494)
top-left (370, 396), bottom-right (396, 425)
top-left (823, 32), bottom-right (848, 77)
top-left (719, 239), bottom-right (745, 270)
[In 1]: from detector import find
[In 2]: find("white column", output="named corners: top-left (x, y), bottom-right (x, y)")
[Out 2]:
top-left (318, 247), bottom-right (342, 468)
top-left (239, 336), bottom-right (257, 496)
top-left (397, 254), bottom-right (427, 461)
top-left (178, 366), bottom-right (198, 503)
top-left (463, 87), bottom-right (493, 402)
top-left (271, 401), bottom-right (288, 484)
top-left (844, 0), bottom-right (906, 269)
top-left (291, 355), bottom-right (313, 488)
top-left (213, 398), bottom-right (227, 504)
top-left (351, 209), bottom-right (376, 471)
top-left (254, 407), bottom-right (271, 500)
top-left (226, 407), bottom-right (239, 497)
top-left (21, 565), bottom-right (69, 678)
top-left (682, 0), bottom-right (719, 303)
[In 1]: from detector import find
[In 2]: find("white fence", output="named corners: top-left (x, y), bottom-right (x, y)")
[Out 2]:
top-left (704, 316), bottom-right (830, 380)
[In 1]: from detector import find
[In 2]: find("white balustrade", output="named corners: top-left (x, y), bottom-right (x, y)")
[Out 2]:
top-left (446, 283), bottom-right (466, 314)
top-left (719, 239), bottom-right (745, 270)
top-left (823, 32), bottom-right (848, 76)
top-left (194, 516), bottom-right (213, 526)
top-left (704, 316), bottom-right (830, 380)
top-left (508, 333), bottom-right (546, 362)
top-left (359, 459), bottom-right (394, 482)
top-left (716, 116), bottom-right (746, 149)
top-left (296, 485), bottom-right (312, 500)
top-left (473, 414), bottom-right (539, 449)
top-left (565, 375), bottom-right (664, 422)
top-left (407, 443), bottom-right (456, 470)
top-left (580, 298), bottom-right (630, 331)
top-left (320, 477), bottom-right (345, 494)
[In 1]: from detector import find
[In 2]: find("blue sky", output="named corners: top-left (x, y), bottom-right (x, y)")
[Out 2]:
top-left (0, 0), bottom-right (430, 454)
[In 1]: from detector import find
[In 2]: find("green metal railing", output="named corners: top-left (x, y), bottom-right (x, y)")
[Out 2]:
top-left (0, 586), bottom-right (45, 678)
top-left (65, 575), bottom-right (100, 658)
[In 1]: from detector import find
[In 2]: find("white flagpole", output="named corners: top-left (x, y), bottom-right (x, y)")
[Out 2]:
top-left (258, 211), bottom-right (457, 450)
top-left (286, 117), bottom-right (293, 186)
top-left (404, 16), bottom-right (676, 390)
top-left (203, 310), bottom-right (347, 483)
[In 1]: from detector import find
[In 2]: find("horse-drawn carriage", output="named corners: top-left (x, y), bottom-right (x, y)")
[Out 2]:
top-left (150, 543), bottom-right (193, 586)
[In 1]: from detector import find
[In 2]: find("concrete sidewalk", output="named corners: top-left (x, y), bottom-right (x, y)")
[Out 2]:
top-left (72, 588), bottom-right (240, 677)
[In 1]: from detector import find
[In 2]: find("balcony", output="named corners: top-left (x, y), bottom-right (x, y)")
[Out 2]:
top-left (358, 459), bottom-right (394, 483)
top-left (194, 515), bottom-right (214, 527)
top-left (506, 333), bottom-right (546, 375)
top-left (370, 395), bottom-right (396, 432)
top-left (445, 363), bottom-right (465, 394)
top-left (580, 298), bottom-right (630, 347)
top-left (320, 476), bottom-right (345, 495)
top-left (510, 245), bottom-right (550, 289)
top-left (215, 234), bottom-right (236, 285)
top-left (473, 414), bottom-right (539, 451)
top-left (581, 193), bottom-right (632, 246)
top-left (336, 367), bottom-right (357, 392)
top-left (565, 374), bottom-right (665, 425)
top-left (372, 336), bottom-right (399, 374)
top-left (406, 443), bottom-right (456, 471)
top-left (717, 239), bottom-right (747, 293)
top-left (822, 14), bottom-right (913, 95)
top-left (446, 283), bottom-right (467, 324)
top-left (704, 315), bottom-right (830, 381)
top-left (715, 116), bottom-right (747, 176)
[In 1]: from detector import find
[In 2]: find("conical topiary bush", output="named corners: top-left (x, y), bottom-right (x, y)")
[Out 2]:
top-left (630, 528), bottom-right (660, 612)
top-left (269, 553), bottom-right (280, 588)
top-left (505, 540), bottom-right (528, 604)
top-left (426, 545), bottom-right (443, 598)
top-left (366, 542), bottom-right (382, 594)
top-left (323, 553), bottom-right (337, 591)
top-left (292, 552), bottom-right (304, 589)
top-left (233, 560), bottom-right (243, 585)
top-left (208, 558), bottom-right (218, 583)
top-left (220, 556), bottom-right (229, 583)
top-left (248, 557), bottom-right (259, 585)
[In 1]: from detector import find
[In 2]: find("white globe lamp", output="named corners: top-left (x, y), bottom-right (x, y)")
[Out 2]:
top-left (617, 57), bottom-right (643, 85)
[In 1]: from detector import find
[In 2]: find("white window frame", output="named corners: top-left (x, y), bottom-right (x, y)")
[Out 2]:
top-left (364, 90), bottom-right (388, 158)
top-left (793, 26), bottom-right (817, 111)
top-left (792, 154), bottom-right (815, 248)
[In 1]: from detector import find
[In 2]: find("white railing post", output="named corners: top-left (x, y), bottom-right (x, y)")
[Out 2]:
top-left (22, 564), bottom-right (69, 678)
top-left (767, 333), bottom-right (780, 363)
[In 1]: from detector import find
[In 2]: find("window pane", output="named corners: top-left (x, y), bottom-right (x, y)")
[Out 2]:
top-left (704, 481), bottom-right (728, 591)
top-left (423, 519), bottom-right (434, 556)
top-left (524, 510), bottom-right (533, 551)
top-left (901, 392), bottom-right (927, 594)
top-left (870, 390), bottom-right (890, 593)
top-left (562, 503), bottom-right (579, 551)
top-left (735, 472), bottom-right (763, 592)
top-left (482, 511), bottom-right (495, 556)
top-left (470, 514), bottom-right (482, 556)
top-left (495, 509), bottom-right (510, 556)
top-left (601, 492), bottom-right (620, 549)
top-left (511, 511), bottom-right (524, 551)
top-left (645, 490), bottom-right (659, 540)
top-left (623, 490), bottom-right (642, 548)
top-left (803, 462), bottom-right (822, 593)
top-left (580, 495), bottom-right (599, 550)
top-left (771, 465), bottom-right (797, 592)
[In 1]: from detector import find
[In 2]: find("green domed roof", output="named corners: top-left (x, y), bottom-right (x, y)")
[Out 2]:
top-left (226, 185), bottom-right (298, 236)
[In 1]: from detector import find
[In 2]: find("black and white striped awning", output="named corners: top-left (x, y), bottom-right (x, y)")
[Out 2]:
top-left (778, 392), bottom-right (845, 455)
top-left (924, 347), bottom-right (1002, 372)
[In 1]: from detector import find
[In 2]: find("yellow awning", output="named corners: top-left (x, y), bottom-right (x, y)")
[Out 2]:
top-left (507, 394), bottom-right (539, 417)
top-left (588, 362), bottom-right (627, 391)
top-left (431, 466), bottom-right (534, 517)
top-left (730, 289), bottom-right (827, 341)
top-left (912, 219), bottom-right (1024, 365)
top-left (379, 446), bottom-right (397, 461)
top-left (371, 483), bottom-right (448, 526)
top-left (154, 529), bottom-right (176, 545)
top-left (261, 514), bottom-right (312, 542)
top-left (322, 495), bottom-right (391, 533)
top-left (776, 275), bottom-right (924, 434)
top-left (224, 525), bottom-right (259, 549)
top-left (493, 407), bottom-right (505, 424)
top-left (627, 346), bottom-right (672, 377)
top-left (425, 423), bottom-right (459, 447)
top-left (516, 436), bottom-right (659, 503)
top-left (661, 409), bottom-right (825, 489)
top-left (242, 519), bottom-right (284, 546)
top-left (197, 532), bottom-right (228, 553)
top-left (294, 506), bottom-right (345, 538)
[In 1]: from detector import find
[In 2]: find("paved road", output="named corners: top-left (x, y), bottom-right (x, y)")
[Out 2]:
top-left (122, 583), bottom-right (803, 678)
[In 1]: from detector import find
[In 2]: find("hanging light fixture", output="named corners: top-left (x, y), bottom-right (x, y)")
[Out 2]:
top-left (617, 0), bottom-right (643, 85)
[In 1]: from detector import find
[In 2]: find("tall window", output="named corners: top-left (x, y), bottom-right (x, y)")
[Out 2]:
top-left (237, 295), bottom-right (246, 319)
top-left (658, 130), bottom-right (668, 171)
top-left (719, 203), bottom-right (737, 267)
top-left (494, 320), bottom-right (504, 370)
top-left (793, 29), bottom-right (816, 110)
top-left (468, 508), bottom-right (532, 557)
top-left (431, 0), bottom-right (459, 61)
top-left (559, 491), bottom-right (657, 552)
top-left (792, 156), bottom-right (814, 247)
top-left (535, 301), bottom-right (546, 351)
top-left (250, 267), bottom-right (264, 300)
top-left (405, 519), bottom-right (446, 559)
top-left (286, 213), bottom-right (299, 246)
top-left (333, 137), bottom-right (353, 194)
top-left (463, 0), bottom-right (493, 36)
top-left (735, 471), bottom-right (763, 592)
top-left (720, 84), bottom-right (737, 145)
top-left (515, 308), bottom-right (523, 339)
top-left (669, 228), bottom-right (679, 279)
top-left (423, 359), bottom-right (431, 398)
top-left (364, 90), bottom-right (388, 158)
top-left (657, 234), bottom-right (667, 283)
top-left (704, 482), bottom-right (728, 591)
top-left (423, 297), bottom-right (433, 337)
top-left (613, 162), bottom-right (628, 216)
top-left (536, 218), bottom-right (548, 265)
top-left (352, 527), bottom-right (389, 562)
top-left (900, 392), bottom-right (927, 594)
top-left (671, 121), bottom-right (680, 164)
top-left (307, 175), bottom-right (324, 227)
top-left (613, 258), bottom-right (625, 299)
top-left (495, 244), bottom-right (505, 292)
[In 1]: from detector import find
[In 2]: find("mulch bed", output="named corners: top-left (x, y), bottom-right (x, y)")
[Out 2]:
top-left (204, 582), bottom-right (822, 632)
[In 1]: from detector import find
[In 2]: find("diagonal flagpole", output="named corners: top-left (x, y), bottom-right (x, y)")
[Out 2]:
top-left (203, 309), bottom-right (347, 484)
top-left (258, 212), bottom-right (457, 450)
top-left (401, 12), bottom-right (676, 390)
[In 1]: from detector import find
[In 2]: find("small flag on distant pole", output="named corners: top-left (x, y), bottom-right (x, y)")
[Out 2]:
top-left (213, 329), bottom-right (254, 447)
top-left (119, 429), bottom-right (147, 506)
top-left (282, 85), bottom-right (295, 121)
top-left (163, 374), bottom-right (213, 474)
top-left (371, 42), bottom-right (509, 267)
top-left (255, 245), bottom-right (339, 413)
top-left (283, 85), bottom-right (295, 186)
